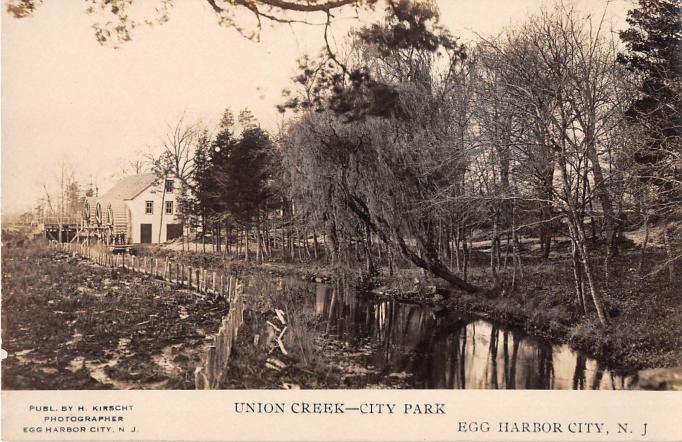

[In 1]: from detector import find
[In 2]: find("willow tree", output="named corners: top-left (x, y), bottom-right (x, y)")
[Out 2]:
top-left (280, 1), bottom-right (480, 292)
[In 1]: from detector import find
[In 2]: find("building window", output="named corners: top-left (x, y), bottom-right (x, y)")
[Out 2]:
top-left (145, 201), bottom-right (153, 214)
top-left (165, 179), bottom-right (174, 193)
top-left (165, 201), bottom-right (173, 215)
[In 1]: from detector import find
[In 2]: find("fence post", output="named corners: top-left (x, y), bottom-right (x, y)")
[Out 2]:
top-left (188, 267), bottom-right (193, 289)
top-left (212, 271), bottom-right (216, 295)
top-left (163, 257), bottom-right (169, 281)
top-left (196, 269), bottom-right (201, 292)
top-left (176, 263), bottom-right (180, 285)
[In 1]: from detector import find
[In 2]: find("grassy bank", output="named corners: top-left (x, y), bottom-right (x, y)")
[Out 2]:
top-left (379, 247), bottom-right (682, 370)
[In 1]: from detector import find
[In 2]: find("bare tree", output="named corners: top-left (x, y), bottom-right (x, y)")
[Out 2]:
top-left (149, 116), bottom-right (201, 244)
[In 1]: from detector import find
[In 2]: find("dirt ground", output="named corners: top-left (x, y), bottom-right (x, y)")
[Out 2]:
top-left (1, 245), bottom-right (227, 389)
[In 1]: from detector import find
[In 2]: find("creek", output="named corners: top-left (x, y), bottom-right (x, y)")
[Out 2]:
top-left (290, 280), bottom-right (638, 389)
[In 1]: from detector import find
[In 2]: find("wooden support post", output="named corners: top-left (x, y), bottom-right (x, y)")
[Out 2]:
top-left (163, 257), bottom-right (169, 280)
top-left (176, 262), bottom-right (180, 285)
top-left (195, 269), bottom-right (200, 291)
top-left (153, 259), bottom-right (158, 277)
top-left (188, 267), bottom-right (193, 289)
top-left (212, 271), bottom-right (216, 294)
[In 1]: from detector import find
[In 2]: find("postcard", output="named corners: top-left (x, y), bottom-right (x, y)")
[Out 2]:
top-left (2, 0), bottom-right (681, 440)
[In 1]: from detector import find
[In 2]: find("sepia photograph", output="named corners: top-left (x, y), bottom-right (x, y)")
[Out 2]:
top-left (2, 0), bottom-right (681, 398)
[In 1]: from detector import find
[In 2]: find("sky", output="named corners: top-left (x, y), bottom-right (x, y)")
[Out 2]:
top-left (1, 0), bottom-right (631, 215)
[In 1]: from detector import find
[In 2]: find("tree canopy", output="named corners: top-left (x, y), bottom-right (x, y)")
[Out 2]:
top-left (7, 0), bottom-right (378, 45)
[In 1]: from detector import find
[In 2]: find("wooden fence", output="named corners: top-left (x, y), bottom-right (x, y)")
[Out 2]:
top-left (50, 241), bottom-right (248, 389)
top-left (194, 290), bottom-right (245, 389)
top-left (50, 241), bottom-right (240, 302)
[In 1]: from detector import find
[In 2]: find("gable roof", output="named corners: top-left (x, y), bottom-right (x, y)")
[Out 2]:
top-left (101, 173), bottom-right (157, 201)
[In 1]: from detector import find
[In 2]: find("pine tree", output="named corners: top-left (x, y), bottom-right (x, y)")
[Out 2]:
top-left (618, 0), bottom-right (682, 210)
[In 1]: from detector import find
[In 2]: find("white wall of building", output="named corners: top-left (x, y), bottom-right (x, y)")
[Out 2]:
top-left (127, 179), bottom-right (181, 244)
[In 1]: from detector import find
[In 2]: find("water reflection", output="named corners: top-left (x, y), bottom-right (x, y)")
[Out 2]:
top-left (304, 281), bottom-right (637, 390)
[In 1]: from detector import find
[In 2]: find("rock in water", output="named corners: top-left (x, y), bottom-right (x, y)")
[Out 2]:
top-left (423, 285), bottom-right (437, 296)
top-left (636, 367), bottom-right (682, 391)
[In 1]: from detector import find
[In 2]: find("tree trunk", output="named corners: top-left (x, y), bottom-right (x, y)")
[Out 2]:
top-left (638, 213), bottom-right (649, 275)
top-left (158, 173), bottom-right (168, 245)
top-left (462, 226), bottom-right (469, 282)
top-left (663, 218), bottom-right (675, 283)
top-left (454, 224), bottom-right (461, 272)
top-left (312, 230), bottom-right (319, 260)
top-left (559, 152), bottom-right (608, 326)
top-left (490, 207), bottom-right (499, 285)
top-left (571, 237), bottom-right (586, 315)
top-left (255, 225), bottom-right (262, 263)
top-left (365, 222), bottom-right (376, 275)
top-left (585, 117), bottom-right (618, 260)
top-left (243, 227), bottom-right (249, 262)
